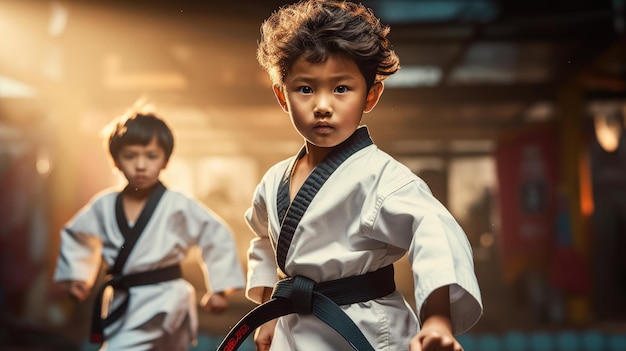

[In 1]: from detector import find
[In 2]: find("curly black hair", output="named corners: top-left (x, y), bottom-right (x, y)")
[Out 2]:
top-left (257, 0), bottom-right (400, 90)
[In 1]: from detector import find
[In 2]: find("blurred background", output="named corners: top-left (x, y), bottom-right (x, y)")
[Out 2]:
top-left (1, 0), bottom-right (625, 350)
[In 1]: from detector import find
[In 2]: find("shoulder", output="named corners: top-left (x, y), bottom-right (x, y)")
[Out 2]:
top-left (354, 145), bottom-right (421, 187)
top-left (85, 186), bottom-right (121, 207)
top-left (162, 188), bottom-right (189, 201)
top-left (162, 188), bottom-right (204, 209)
top-left (67, 186), bottom-right (120, 223)
top-left (161, 188), bottom-right (205, 216)
top-left (255, 156), bottom-right (295, 189)
top-left (161, 188), bottom-right (222, 218)
top-left (264, 157), bottom-right (293, 179)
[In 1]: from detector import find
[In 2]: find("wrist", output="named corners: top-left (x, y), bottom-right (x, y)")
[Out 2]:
top-left (422, 314), bottom-right (453, 332)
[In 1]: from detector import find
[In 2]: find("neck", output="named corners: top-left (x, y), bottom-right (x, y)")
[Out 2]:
top-left (123, 182), bottom-right (158, 200)
top-left (304, 143), bottom-right (332, 167)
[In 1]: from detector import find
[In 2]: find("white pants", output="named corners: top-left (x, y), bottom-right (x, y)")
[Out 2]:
top-left (99, 313), bottom-right (192, 351)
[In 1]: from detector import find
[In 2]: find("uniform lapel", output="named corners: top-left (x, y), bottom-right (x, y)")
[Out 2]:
top-left (275, 127), bottom-right (373, 275)
top-left (110, 181), bottom-right (167, 275)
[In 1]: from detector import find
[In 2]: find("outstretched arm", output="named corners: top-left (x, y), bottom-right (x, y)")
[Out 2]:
top-left (410, 285), bottom-right (464, 351)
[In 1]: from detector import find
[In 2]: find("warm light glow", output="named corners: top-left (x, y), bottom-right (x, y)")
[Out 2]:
top-left (103, 54), bottom-right (188, 90)
top-left (594, 113), bottom-right (622, 152)
top-left (36, 159), bottom-right (51, 175)
top-left (384, 66), bottom-right (442, 87)
top-left (479, 232), bottom-right (495, 247)
top-left (579, 151), bottom-right (594, 216)
top-left (48, 2), bottom-right (68, 37)
top-left (36, 149), bottom-right (52, 175)
top-left (0, 76), bottom-right (38, 98)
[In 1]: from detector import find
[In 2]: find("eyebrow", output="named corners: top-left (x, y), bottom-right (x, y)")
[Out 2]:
top-left (290, 74), bottom-right (358, 84)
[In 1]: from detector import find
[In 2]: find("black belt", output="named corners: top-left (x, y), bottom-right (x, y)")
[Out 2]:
top-left (217, 264), bottom-right (395, 351)
top-left (90, 264), bottom-right (182, 343)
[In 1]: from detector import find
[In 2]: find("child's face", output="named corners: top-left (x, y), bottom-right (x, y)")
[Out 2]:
top-left (114, 136), bottom-right (167, 191)
top-left (274, 54), bottom-right (382, 149)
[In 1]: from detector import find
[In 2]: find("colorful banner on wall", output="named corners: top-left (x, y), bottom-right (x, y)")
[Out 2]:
top-left (495, 127), bottom-right (558, 284)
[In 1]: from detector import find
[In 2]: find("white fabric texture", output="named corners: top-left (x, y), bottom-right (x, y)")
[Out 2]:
top-left (54, 187), bottom-right (246, 348)
top-left (245, 127), bottom-right (482, 350)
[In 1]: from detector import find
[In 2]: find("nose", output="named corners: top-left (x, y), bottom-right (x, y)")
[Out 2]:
top-left (136, 156), bottom-right (146, 169)
top-left (313, 93), bottom-right (332, 117)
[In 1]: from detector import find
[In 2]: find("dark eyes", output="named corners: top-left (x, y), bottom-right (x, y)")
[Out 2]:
top-left (297, 85), bottom-right (349, 93)
top-left (120, 153), bottom-right (159, 160)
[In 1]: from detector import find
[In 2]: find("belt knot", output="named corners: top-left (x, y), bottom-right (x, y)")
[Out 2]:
top-left (108, 274), bottom-right (128, 289)
top-left (291, 276), bottom-right (315, 314)
top-left (273, 275), bottom-right (316, 314)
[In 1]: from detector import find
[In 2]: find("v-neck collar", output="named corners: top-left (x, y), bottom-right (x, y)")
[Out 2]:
top-left (115, 182), bottom-right (166, 237)
top-left (109, 181), bottom-right (167, 275)
top-left (274, 126), bottom-right (373, 274)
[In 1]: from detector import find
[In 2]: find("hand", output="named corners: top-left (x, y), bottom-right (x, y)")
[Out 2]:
top-left (201, 292), bottom-right (229, 314)
top-left (254, 318), bottom-right (277, 351)
top-left (409, 316), bottom-right (463, 351)
top-left (57, 280), bottom-right (90, 302)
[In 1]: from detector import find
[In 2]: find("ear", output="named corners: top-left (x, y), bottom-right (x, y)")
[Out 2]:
top-left (273, 85), bottom-right (289, 113)
top-left (364, 82), bottom-right (384, 113)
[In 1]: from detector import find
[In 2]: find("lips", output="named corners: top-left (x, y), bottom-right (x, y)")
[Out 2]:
top-left (134, 176), bottom-right (148, 183)
top-left (314, 123), bottom-right (333, 133)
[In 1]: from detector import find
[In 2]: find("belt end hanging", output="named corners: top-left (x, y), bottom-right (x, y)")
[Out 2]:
top-left (90, 333), bottom-right (103, 344)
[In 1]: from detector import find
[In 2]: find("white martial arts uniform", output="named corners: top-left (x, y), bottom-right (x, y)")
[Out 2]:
top-left (245, 126), bottom-right (483, 350)
top-left (54, 186), bottom-right (246, 351)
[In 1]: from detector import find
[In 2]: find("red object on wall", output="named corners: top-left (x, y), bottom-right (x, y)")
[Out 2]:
top-left (495, 127), bottom-right (559, 283)
top-left (0, 153), bottom-right (41, 314)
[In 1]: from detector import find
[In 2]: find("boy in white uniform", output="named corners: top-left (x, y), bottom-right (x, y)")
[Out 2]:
top-left (54, 111), bottom-right (245, 350)
top-left (218, 1), bottom-right (484, 351)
